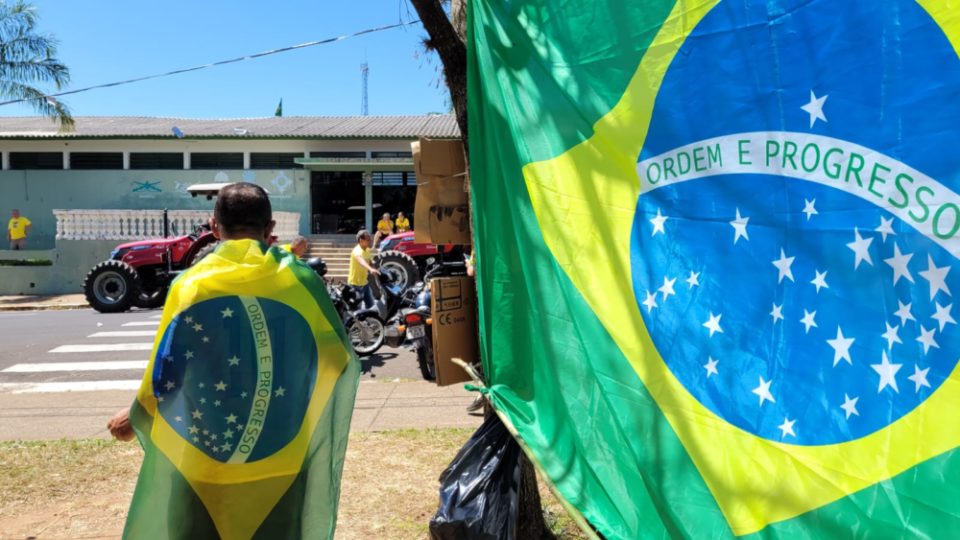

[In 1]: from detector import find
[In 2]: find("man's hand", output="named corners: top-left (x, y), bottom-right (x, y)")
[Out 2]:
top-left (371, 268), bottom-right (381, 276)
top-left (107, 408), bottom-right (135, 442)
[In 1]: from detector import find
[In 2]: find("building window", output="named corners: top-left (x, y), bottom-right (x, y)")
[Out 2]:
top-left (190, 152), bottom-right (243, 169)
top-left (9, 152), bottom-right (63, 169)
top-left (130, 152), bottom-right (184, 170)
top-left (372, 171), bottom-right (418, 186)
top-left (310, 151), bottom-right (366, 158)
top-left (70, 152), bottom-right (123, 170)
top-left (371, 151), bottom-right (413, 158)
top-left (250, 152), bottom-right (303, 169)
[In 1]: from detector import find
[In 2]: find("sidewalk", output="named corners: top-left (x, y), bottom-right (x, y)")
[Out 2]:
top-left (0, 380), bottom-right (483, 440)
top-left (0, 293), bottom-right (88, 311)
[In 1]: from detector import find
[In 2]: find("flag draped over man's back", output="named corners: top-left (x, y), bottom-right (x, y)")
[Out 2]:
top-left (470, 0), bottom-right (960, 537)
top-left (124, 239), bottom-right (358, 539)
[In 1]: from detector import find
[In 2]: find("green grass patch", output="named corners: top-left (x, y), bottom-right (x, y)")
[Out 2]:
top-left (0, 258), bottom-right (53, 266)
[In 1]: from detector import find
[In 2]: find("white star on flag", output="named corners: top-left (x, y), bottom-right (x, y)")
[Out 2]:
top-left (778, 417), bottom-right (796, 439)
top-left (871, 350), bottom-right (902, 393)
top-left (772, 249), bottom-right (796, 283)
top-left (227, 355), bottom-right (241, 366)
top-left (275, 387), bottom-right (286, 397)
top-left (730, 208), bottom-right (750, 244)
top-left (221, 307), bottom-right (234, 318)
top-left (164, 380), bottom-right (175, 391)
top-left (918, 255), bottom-right (951, 300)
top-left (770, 303), bottom-right (784, 323)
top-left (916, 325), bottom-right (939, 354)
top-left (894, 300), bottom-right (915, 326)
top-left (846, 228), bottom-right (873, 269)
top-left (642, 291), bottom-right (658, 312)
top-left (801, 90), bottom-right (828, 128)
top-left (193, 323), bottom-right (204, 332)
top-left (185, 350), bottom-right (194, 360)
top-left (192, 409), bottom-right (203, 420)
top-left (840, 394), bottom-right (859, 419)
top-left (875, 216), bottom-right (896, 242)
top-left (932, 302), bottom-right (956, 332)
top-left (802, 199), bottom-right (818, 220)
top-left (907, 365), bottom-right (931, 393)
top-left (752, 376), bottom-right (776, 406)
top-left (704, 357), bottom-right (719, 377)
top-left (658, 276), bottom-right (677, 300)
top-left (884, 244), bottom-right (915, 285)
top-left (810, 270), bottom-right (829, 293)
top-left (214, 380), bottom-right (227, 391)
top-left (881, 322), bottom-right (902, 349)
top-left (800, 309), bottom-right (818, 333)
top-left (225, 414), bottom-right (238, 424)
top-left (702, 312), bottom-right (723, 337)
top-left (826, 327), bottom-right (855, 366)
top-left (686, 271), bottom-right (700, 288)
top-left (650, 209), bottom-right (668, 237)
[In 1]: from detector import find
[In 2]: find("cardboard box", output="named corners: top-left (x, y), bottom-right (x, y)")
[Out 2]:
top-left (412, 138), bottom-right (471, 245)
top-left (430, 277), bottom-right (478, 386)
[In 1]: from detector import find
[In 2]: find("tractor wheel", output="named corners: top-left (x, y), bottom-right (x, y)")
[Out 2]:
top-left (373, 250), bottom-right (419, 293)
top-left (133, 286), bottom-right (167, 310)
top-left (190, 242), bottom-right (219, 267)
top-left (83, 260), bottom-right (141, 313)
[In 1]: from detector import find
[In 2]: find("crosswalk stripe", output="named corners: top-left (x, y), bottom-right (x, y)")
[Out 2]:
top-left (50, 343), bottom-right (153, 353)
top-left (149, 314), bottom-right (163, 319)
top-left (2, 361), bottom-right (147, 373)
top-left (88, 331), bottom-right (157, 338)
top-left (0, 380), bottom-right (140, 393)
top-left (121, 321), bottom-right (160, 327)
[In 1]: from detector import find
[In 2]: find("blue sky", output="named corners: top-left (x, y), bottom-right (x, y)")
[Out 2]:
top-left (0, 0), bottom-right (449, 118)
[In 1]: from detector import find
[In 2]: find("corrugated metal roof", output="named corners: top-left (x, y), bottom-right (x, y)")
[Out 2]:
top-left (0, 114), bottom-right (460, 139)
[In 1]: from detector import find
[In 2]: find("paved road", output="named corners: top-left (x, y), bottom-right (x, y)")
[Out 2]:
top-left (0, 308), bottom-right (424, 393)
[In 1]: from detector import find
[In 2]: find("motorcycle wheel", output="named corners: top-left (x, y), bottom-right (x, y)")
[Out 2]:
top-left (348, 313), bottom-right (385, 356)
top-left (83, 260), bottom-right (141, 313)
top-left (416, 338), bottom-right (436, 381)
top-left (373, 250), bottom-right (419, 293)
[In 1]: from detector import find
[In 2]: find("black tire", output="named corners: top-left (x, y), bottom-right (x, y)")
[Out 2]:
top-left (347, 313), bottom-right (385, 356)
top-left (373, 250), bottom-right (419, 293)
top-left (416, 338), bottom-right (436, 381)
top-left (189, 242), bottom-right (219, 267)
top-left (133, 286), bottom-right (167, 309)
top-left (83, 260), bottom-right (141, 313)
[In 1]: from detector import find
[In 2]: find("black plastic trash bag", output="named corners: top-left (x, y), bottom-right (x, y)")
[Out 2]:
top-left (429, 413), bottom-right (522, 540)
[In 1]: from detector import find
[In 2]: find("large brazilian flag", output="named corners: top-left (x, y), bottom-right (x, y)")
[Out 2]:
top-left (470, 0), bottom-right (960, 537)
top-left (124, 239), bottom-right (358, 539)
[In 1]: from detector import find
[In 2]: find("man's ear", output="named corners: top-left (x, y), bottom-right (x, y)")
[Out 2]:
top-left (264, 220), bottom-right (276, 240)
top-left (209, 217), bottom-right (221, 240)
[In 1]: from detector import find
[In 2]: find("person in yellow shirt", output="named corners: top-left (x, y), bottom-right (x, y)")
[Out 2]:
top-left (348, 229), bottom-right (380, 307)
top-left (395, 212), bottom-right (410, 233)
top-left (374, 212), bottom-right (394, 248)
top-left (7, 209), bottom-right (31, 250)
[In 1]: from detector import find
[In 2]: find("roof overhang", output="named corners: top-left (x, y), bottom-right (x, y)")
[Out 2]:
top-left (294, 157), bottom-right (414, 172)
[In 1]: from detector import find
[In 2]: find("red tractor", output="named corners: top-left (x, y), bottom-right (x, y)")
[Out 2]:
top-left (82, 184), bottom-right (276, 313)
top-left (374, 231), bottom-right (468, 291)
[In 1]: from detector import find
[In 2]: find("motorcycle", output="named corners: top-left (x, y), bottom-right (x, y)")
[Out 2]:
top-left (307, 257), bottom-right (386, 357)
top-left (391, 261), bottom-right (467, 381)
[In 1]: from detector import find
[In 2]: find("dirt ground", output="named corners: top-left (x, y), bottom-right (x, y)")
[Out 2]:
top-left (0, 430), bottom-right (585, 539)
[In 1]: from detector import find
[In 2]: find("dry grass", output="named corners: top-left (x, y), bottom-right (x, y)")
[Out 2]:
top-left (0, 430), bottom-right (585, 540)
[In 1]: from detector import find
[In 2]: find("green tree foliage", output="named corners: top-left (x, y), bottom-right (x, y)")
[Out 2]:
top-left (0, 1), bottom-right (71, 128)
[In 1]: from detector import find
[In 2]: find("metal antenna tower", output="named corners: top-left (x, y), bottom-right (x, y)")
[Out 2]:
top-left (360, 62), bottom-right (369, 116)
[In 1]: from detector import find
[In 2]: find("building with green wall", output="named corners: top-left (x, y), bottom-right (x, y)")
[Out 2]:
top-left (0, 115), bottom-right (459, 249)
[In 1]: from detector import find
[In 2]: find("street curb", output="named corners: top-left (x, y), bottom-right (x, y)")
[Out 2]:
top-left (0, 303), bottom-right (89, 312)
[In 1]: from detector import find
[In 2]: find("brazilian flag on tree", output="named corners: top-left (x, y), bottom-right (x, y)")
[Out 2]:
top-left (470, 0), bottom-right (960, 537)
top-left (124, 239), bottom-right (358, 539)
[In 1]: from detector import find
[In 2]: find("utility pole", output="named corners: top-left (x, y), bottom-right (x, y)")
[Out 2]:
top-left (360, 62), bottom-right (369, 116)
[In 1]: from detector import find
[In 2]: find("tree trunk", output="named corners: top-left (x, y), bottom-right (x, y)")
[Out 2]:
top-left (409, 0), bottom-right (468, 149)
top-left (414, 2), bottom-right (554, 537)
